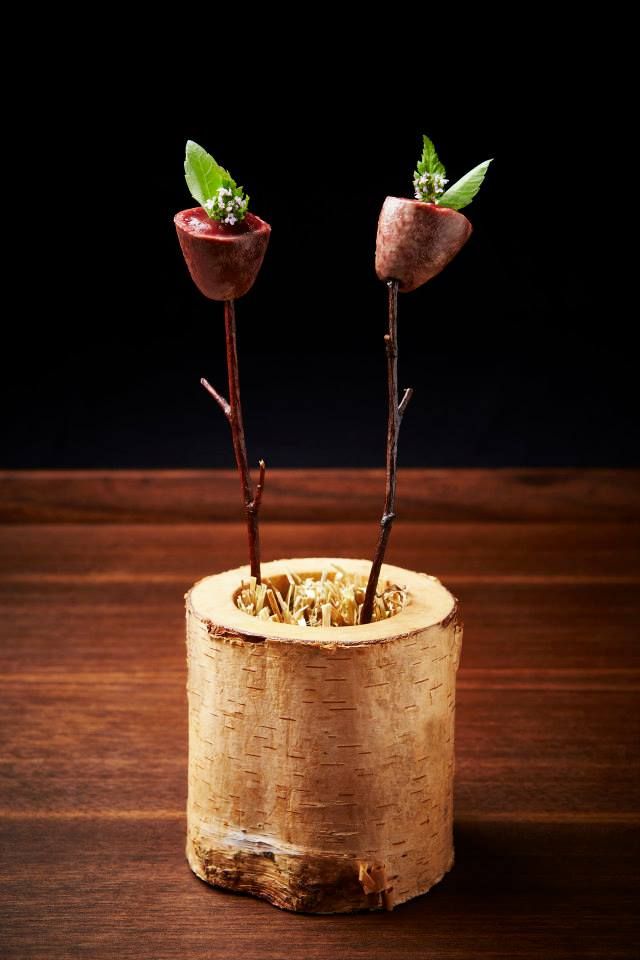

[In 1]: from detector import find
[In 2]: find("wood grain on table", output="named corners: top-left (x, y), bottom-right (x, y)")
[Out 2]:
top-left (1, 470), bottom-right (638, 959)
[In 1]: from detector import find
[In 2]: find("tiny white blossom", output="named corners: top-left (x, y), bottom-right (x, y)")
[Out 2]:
top-left (414, 170), bottom-right (450, 201)
top-left (203, 182), bottom-right (248, 222)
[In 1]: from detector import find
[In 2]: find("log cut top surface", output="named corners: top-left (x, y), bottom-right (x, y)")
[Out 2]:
top-left (189, 557), bottom-right (456, 645)
top-left (1, 469), bottom-right (639, 959)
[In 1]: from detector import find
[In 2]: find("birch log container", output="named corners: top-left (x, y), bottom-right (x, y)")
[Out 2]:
top-left (186, 557), bottom-right (463, 913)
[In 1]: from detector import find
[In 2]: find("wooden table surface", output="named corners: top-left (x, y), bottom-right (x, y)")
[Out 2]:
top-left (1, 469), bottom-right (638, 959)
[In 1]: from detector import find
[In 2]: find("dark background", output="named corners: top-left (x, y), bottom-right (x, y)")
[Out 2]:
top-left (4, 57), bottom-right (632, 468)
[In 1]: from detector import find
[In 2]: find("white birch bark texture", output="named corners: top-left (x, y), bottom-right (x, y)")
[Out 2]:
top-left (186, 557), bottom-right (463, 913)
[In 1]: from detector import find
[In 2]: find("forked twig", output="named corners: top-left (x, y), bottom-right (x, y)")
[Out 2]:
top-left (201, 299), bottom-right (266, 582)
top-left (360, 280), bottom-right (413, 624)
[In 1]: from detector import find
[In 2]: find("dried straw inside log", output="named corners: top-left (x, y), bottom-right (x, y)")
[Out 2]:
top-left (186, 556), bottom-right (462, 913)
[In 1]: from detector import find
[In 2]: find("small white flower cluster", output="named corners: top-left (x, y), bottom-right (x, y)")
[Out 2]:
top-left (413, 171), bottom-right (449, 203)
top-left (203, 185), bottom-right (248, 225)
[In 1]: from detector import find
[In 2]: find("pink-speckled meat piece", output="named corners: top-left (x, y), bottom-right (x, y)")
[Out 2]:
top-left (375, 197), bottom-right (472, 293)
top-left (174, 207), bottom-right (271, 300)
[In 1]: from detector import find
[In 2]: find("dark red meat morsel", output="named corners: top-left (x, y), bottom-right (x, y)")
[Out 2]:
top-left (375, 197), bottom-right (472, 293)
top-left (174, 207), bottom-right (271, 300)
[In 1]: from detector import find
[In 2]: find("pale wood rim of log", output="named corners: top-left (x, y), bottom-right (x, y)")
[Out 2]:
top-left (187, 556), bottom-right (457, 647)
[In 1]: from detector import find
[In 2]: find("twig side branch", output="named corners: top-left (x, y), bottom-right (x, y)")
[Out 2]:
top-left (200, 378), bottom-right (231, 420)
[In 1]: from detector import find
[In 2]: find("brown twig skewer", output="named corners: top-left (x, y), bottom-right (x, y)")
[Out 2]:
top-left (360, 280), bottom-right (413, 624)
top-left (201, 299), bottom-right (265, 582)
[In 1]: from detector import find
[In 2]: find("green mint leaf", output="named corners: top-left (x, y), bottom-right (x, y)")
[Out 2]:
top-left (437, 159), bottom-right (493, 210)
top-left (415, 134), bottom-right (446, 178)
top-left (184, 140), bottom-right (237, 207)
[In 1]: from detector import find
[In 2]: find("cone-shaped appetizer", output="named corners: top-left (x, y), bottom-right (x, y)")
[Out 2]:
top-left (375, 135), bottom-right (491, 292)
top-left (376, 198), bottom-right (472, 293)
top-left (175, 141), bottom-right (270, 300)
